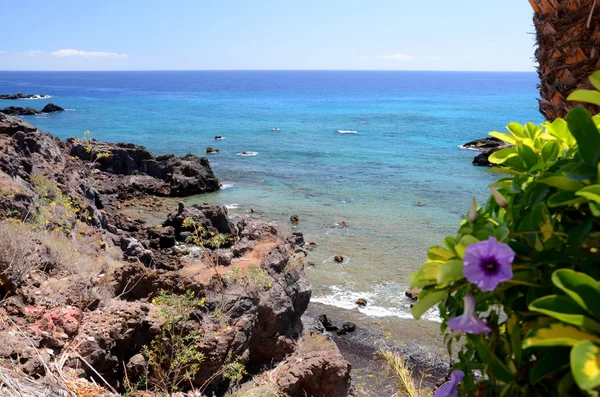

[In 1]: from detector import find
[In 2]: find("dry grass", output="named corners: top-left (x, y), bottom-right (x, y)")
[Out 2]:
top-left (0, 219), bottom-right (123, 307)
top-left (379, 349), bottom-right (431, 397)
top-left (224, 373), bottom-right (284, 397)
top-left (296, 332), bottom-right (336, 355)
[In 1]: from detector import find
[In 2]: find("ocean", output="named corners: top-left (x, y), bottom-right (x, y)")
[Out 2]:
top-left (0, 70), bottom-right (542, 324)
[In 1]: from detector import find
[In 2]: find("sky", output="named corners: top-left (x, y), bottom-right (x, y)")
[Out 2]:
top-left (0, 0), bottom-right (537, 71)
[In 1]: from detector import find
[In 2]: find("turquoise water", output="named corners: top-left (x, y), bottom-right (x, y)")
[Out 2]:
top-left (0, 71), bottom-right (542, 321)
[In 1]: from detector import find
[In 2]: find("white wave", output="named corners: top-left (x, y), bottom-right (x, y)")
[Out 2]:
top-left (457, 145), bottom-right (481, 151)
top-left (337, 130), bottom-right (358, 134)
top-left (271, 128), bottom-right (281, 131)
top-left (18, 95), bottom-right (52, 100)
top-left (225, 203), bottom-right (239, 209)
top-left (214, 136), bottom-right (226, 140)
top-left (236, 151), bottom-right (258, 157)
top-left (220, 182), bottom-right (234, 189)
top-left (311, 285), bottom-right (441, 323)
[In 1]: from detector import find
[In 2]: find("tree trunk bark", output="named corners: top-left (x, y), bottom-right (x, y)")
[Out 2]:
top-left (530, 0), bottom-right (600, 120)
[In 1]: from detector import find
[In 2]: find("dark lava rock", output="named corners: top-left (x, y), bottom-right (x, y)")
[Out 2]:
top-left (317, 314), bottom-right (338, 332)
top-left (0, 93), bottom-right (48, 100)
top-left (405, 289), bottom-right (420, 301)
top-left (147, 226), bottom-right (177, 249)
top-left (337, 321), bottom-right (357, 335)
top-left (41, 103), bottom-right (65, 113)
top-left (206, 147), bottom-right (219, 153)
top-left (462, 137), bottom-right (506, 150)
top-left (69, 140), bottom-right (220, 196)
top-left (355, 298), bottom-right (367, 307)
top-left (0, 106), bottom-right (42, 116)
top-left (334, 255), bottom-right (344, 263)
top-left (290, 215), bottom-right (299, 224)
top-left (473, 150), bottom-right (497, 166)
top-left (462, 137), bottom-right (512, 167)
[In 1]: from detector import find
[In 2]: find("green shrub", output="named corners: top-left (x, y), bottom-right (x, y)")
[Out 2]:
top-left (139, 290), bottom-right (205, 395)
top-left (411, 72), bottom-right (600, 396)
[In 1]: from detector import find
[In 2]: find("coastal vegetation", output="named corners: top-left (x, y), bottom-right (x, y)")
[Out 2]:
top-left (412, 72), bottom-right (600, 396)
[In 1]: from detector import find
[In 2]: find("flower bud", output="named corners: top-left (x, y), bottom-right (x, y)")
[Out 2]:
top-left (490, 186), bottom-right (508, 208)
top-left (468, 197), bottom-right (477, 223)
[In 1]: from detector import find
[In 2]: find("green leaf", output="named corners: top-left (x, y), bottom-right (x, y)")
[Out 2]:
top-left (489, 131), bottom-right (517, 145)
top-left (529, 295), bottom-right (600, 333)
top-left (576, 184), bottom-right (600, 204)
top-left (571, 340), bottom-right (600, 390)
top-left (411, 290), bottom-right (446, 320)
top-left (488, 147), bottom-right (518, 164)
top-left (541, 141), bottom-right (559, 162)
top-left (568, 218), bottom-right (593, 249)
top-left (427, 246), bottom-right (454, 261)
top-left (455, 235), bottom-right (479, 259)
top-left (529, 353), bottom-right (570, 384)
top-left (538, 174), bottom-right (586, 192)
top-left (567, 89), bottom-right (600, 106)
top-left (547, 190), bottom-right (586, 208)
top-left (566, 106), bottom-right (600, 166)
top-left (476, 343), bottom-right (514, 383)
top-left (522, 322), bottom-right (600, 349)
top-left (507, 122), bottom-right (526, 138)
top-left (507, 315), bottom-right (522, 368)
top-left (517, 144), bottom-right (539, 170)
top-left (552, 269), bottom-right (600, 317)
top-left (436, 259), bottom-right (464, 287)
top-left (590, 71), bottom-right (600, 91)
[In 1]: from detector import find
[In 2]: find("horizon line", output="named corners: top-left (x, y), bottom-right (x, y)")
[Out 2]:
top-left (0, 69), bottom-right (537, 73)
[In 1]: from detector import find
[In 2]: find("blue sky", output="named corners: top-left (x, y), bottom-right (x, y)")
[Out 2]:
top-left (0, 0), bottom-right (536, 71)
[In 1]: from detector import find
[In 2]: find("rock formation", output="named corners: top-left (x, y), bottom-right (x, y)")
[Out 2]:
top-left (0, 113), bottom-right (352, 397)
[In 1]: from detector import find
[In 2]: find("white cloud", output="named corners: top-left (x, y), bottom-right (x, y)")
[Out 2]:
top-left (376, 54), bottom-right (415, 61)
top-left (50, 49), bottom-right (128, 58)
top-left (26, 50), bottom-right (43, 56)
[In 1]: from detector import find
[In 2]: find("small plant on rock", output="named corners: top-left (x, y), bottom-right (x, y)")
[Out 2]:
top-left (141, 289), bottom-right (205, 395)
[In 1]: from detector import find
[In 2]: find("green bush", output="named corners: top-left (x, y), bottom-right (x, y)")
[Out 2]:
top-left (412, 72), bottom-right (600, 396)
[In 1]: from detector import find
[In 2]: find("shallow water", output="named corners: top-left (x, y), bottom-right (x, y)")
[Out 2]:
top-left (0, 70), bottom-right (542, 324)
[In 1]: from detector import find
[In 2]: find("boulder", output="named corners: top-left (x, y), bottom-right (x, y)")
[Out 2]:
top-left (41, 103), bottom-right (65, 113)
top-left (275, 350), bottom-right (352, 397)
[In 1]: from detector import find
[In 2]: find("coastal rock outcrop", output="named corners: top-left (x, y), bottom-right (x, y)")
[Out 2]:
top-left (69, 140), bottom-right (220, 196)
top-left (0, 103), bottom-right (65, 116)
top-left (462, 137), bottom-right (512, 166)
top-left (0, 113), bottom-right (352, 396)
top-left (0, 93), bottom-right (49, 100)
top-left (41, 103), bottom-right (65, 113)
top-left (0, 106), bottom-right (42, 116)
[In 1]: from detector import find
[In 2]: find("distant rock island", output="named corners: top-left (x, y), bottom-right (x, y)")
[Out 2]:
top-left (0, 103), bottom-right (65, 116)
top-left (462, 137), bottom-right (512, 166)
top-left (0, 92), bottom-right (50, 100)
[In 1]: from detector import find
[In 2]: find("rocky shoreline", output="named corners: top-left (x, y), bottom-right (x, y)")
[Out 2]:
top-left (0, 103), bottom-right (65, 116)
top-left (0, 93), bottom-right (51, 100)
top-left (0, 112), bottom-right (448, 396)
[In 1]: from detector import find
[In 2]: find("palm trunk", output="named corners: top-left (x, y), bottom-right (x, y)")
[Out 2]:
top-left (529, 0), bottom-right (600, 120)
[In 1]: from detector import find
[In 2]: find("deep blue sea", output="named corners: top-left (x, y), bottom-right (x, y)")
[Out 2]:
top-left (0, 71), bottom-right (542, 322)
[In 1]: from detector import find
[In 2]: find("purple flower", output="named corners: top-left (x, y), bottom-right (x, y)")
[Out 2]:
top-left (447, 293), bottom-right (491, 335)
top-left (434, 370), bottom-right (465, 397)
top-left (463, 237), bottom-right (514, 292)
